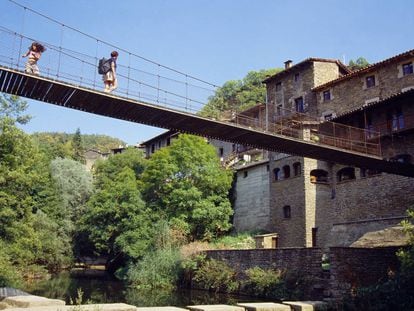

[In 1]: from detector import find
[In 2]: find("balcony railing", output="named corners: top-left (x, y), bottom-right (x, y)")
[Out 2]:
top-left (229, 106), bottom-right (382, 157)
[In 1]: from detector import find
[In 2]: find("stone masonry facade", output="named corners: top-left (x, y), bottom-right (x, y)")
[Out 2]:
top-left (235, 50), bottom-right (414, 250)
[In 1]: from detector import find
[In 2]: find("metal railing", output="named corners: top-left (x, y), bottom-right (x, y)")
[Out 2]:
top-left (0, 25), bottom-right (382, 157)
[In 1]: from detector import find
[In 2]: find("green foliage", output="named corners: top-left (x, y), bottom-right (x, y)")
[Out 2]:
top-left (93, 148), bottom-right (146, 188)
top-left (72, 128), bottom-right (85, 164)
top-left (243, 267), bottom-right (286, 298)
top-left (32, 211), bottom-right (73, 272)
top-left (193, 258), bottom-right (239, 293)
top-left (50, 158), bottom-right (93, 224)
top-left (342, 274), bottom-right (414, 311)
top-left (212, 233), bottom-right (255, 249)
top-left (348, 57), bottom-right (370, 71)
top-left (0, 242), bottom-right (23, 287)
top-left (127, 248), bottom-right (182, 290)
top-left (0, 112), bottom-right (73, 277)
top-left (81, 166), bottom-right (151, 265)
top-left (199, 68), bottom-right (280, 119)
top-left (0, 93), bottom-right (31, 125)
top-left (142, 134), bottom-right (234, 240)
top-left (32, 132), bottom-right (125, 160)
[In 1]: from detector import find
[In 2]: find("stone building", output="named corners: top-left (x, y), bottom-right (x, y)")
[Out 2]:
top-left (260, 49), bottom-right (414, 249)
top-left (84, 149), bottom-right (109, 171)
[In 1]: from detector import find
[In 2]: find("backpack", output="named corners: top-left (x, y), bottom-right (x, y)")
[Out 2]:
top-left (98, 58), bottom-right (111, 74)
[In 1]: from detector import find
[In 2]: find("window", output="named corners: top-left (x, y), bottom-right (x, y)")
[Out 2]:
top-left (366, 75), bottom-right (376, 88)
top-left (295, 97), bottom-right (304, 113)
top-left (323, 90), bottom-right (331, 101)
top-left (337, 167), bottom-right (356, 182)
top-left (219, 147), bottom-right (224, 157)
top-left (387, 107), bottom-right (404, 132)
top-left (293, 162), bottom-right (301, 176)
top-left (294, 73), bottom-right (300, 82)
top-left (312, 228), bottom-right (318, 247)
top-left (365, 114), bottom-right (376, 138)
top-left (167, 137), bottom-right (171, 146)
top-left (243, 171), bottom-right (248, 178)
top-left (276, 82), bottom-right (282, 92)
top-left (283, 165), bottom-right (290, 178)
top-left (403, 62), bottom-right (414, 76)
top-left (277, 104), bottom-right (282, 115)
top-left (360, 168), bottom-right (366, 178)
top-left (283, 205), bottom-right (291, 219)
top-left (266, 165), bottom-right (270, 172)
top-left (151, 144), bottom-right (155, 153)
top-left (273, 168), bottom-right (281, 181)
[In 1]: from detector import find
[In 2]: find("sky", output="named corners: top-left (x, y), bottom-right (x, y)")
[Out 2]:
top-left (1, 0), bottom-right (413, 145)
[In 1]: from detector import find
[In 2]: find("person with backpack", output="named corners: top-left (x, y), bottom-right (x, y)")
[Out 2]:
top-left (22, 42), bottom-right (46, 75)
top-left (102, 50), bottom-right (119, 93)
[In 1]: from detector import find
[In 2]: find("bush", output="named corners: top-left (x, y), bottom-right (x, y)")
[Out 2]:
top-left (193, 258), bottom-right (239, 293)
top-left (243, 267), bottom-right (286, 299)
top-left (341, 273), bottom-right (414, 311)
top-left (212, 233), bottom-right (255, 249)
top-left (127, 248), bottom-right (182, 290)
top-left (0, 247), bottom-right (23, 287)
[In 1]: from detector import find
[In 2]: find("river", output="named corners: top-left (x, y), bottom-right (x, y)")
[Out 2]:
top-left (22, 272), bottom-right (259, 307)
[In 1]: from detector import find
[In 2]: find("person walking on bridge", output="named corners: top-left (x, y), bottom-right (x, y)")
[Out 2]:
top-left (22, 42), bottom-right (46, 75)
top-left (103, 51), bottom-right (119, 93)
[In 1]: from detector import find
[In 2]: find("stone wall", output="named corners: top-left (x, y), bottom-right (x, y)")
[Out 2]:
top-left (317, 166), bottom-right (414, 249)
top-left (205, 248), bottom-right (323, 277)
top-left (233, 162), bottom-right (270, 232)
top-left (329, 247), bottom-right (402, 298)
top-left (205, 247), bottom-right (403, 300)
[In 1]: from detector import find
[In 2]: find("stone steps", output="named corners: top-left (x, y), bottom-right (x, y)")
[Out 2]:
top-left (0, 294), bottom-right (328, 311)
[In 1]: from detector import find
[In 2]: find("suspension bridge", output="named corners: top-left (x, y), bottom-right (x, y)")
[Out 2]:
top-left (1, 0), bottom-right (414, 177)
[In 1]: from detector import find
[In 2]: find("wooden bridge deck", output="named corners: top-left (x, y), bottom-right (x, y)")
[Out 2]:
top-left (1, 66), bottom-right (414, 177)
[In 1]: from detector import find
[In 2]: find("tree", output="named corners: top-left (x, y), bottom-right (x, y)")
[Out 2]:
top-left (348, 57), bottom-right (370, 71)
top-left (142, 134), bottom-right (234, 240)
top-left (0, 93), bottom-right (31, 125)
top-left (0, 94), bottom-right (72, 282)
top-left (72, 128), bottom-right (85, 163)
top-left (93, 147), bottom-right (146, 188)
top-left (50, 158), bottom-right (94, 225)
top-left (199, 68), bottom-right (281, 119)
top-left (80, 149), bottom-right (150, 270)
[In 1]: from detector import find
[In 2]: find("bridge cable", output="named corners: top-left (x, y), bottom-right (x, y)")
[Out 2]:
top-left (7, 0), bottom-right (220, 89)
top-left (17, 6), bottom-right (26, 69)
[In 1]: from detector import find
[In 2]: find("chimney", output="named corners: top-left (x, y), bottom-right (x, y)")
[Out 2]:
top-left (284, 60), bottom-right (293, 69)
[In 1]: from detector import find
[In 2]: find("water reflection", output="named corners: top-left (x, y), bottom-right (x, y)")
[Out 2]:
top-left (23, 272), bottom-right (260, 307)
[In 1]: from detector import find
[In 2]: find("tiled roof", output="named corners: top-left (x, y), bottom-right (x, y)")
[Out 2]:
top-left (140, 130), bottom-right (178, 145)
top-left (313, 49), bottom-right (414, 91)
top-left (263, 58), bottom-right (350, 83)
top-left (331, 88), bottom-right (414, 121)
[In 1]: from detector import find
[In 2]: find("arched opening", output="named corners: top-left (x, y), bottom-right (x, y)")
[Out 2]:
top-left (283, 165), bottom-right (290, 179)
top-left (310, 169), bottom-right (329, 183)
top-left (273, 168), bottom-right (281, 181)
top-left (337, 167), bottom-right (356, 182)
top-left (293, 162), bottom-right (301, 176)
top-left (283, 205), bottom-right (291, 219)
